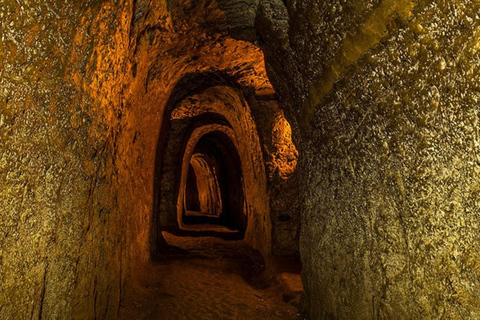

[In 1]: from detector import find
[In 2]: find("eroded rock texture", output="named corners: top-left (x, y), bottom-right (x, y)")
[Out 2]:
top-left (0, 2), bottom-right (129, 318)
top-left (258, 0), bottom-right (480, 318)
top-left (1, 0), bottom-right (479, 319)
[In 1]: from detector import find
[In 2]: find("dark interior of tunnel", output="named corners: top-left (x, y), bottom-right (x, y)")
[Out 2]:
top-left (185, 163), bottom-right (202, 213)
top-left (182, 132), bottom-right (247, 233)
top-left (2, 0), bottom-right (480, 319)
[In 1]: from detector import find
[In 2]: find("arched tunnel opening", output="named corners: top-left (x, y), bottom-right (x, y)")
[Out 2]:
top-left (145, 68), bottom-right (304, 318)
top-left (181, 131), bottom-right (247, 233)
top-left (144, 39), bottom-right (303, 315)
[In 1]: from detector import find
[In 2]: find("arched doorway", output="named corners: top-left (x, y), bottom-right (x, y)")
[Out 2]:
top-left (152, 74), bottom-right (272, 255)
top-left (180, 130), bottom-right (247, 233)
top-left (184, 154), bottom-right (222, 217)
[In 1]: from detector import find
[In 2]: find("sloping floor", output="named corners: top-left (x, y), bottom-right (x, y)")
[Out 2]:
top-left (119, 232), bottom-right (304, 319)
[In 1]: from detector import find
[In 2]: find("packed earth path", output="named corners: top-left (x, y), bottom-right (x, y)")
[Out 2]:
top-left (119, 232), bottom-right (304, 320)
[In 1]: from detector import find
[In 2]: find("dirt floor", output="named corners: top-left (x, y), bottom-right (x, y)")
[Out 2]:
top-left (119, 232), bottom-right (305, 319)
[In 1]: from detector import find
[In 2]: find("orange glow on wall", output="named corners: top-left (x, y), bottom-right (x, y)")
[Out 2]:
top-left (270, 112), bottom-right (298, 181)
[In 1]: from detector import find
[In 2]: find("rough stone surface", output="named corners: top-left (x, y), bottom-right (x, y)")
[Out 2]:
top-left (258, 0), bottom-right (480, 318)
top-left (0, 1), bottom-right (129, 318)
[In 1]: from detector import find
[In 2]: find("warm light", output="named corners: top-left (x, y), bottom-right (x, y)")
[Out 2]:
top-left (270, 112), bottom-right (298, 181)
top-left (184, 153), bottom-right (222, 217)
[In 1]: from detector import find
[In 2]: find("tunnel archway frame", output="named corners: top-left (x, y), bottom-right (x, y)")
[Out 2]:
top-left (152, 73), bottom-right (272, 255)
top-left (184, 153), bottom-right (223, 218)
top-left (177, 124), bottom-right (247, 233)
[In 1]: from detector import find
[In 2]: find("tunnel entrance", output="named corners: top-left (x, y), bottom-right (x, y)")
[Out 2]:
top-left (181, 131), bottom-right (246, 233)
top-left (152, 72), bottom-right (274, 255)
top-left (152, 71), bottom-right (300, 257)
top-left (185, 154), bottom-right (223, 217)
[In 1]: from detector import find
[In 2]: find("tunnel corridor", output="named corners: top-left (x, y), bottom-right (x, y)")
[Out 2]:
top-left (181, 132), bottom-right (245, 232)
top-left (140, 26), bottom-right (304, 316)
top-left (2, 0), bottom-right (480, 319)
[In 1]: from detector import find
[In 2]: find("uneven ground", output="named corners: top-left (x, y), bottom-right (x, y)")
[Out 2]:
top-left (119, 232), bottom-right (304, 320)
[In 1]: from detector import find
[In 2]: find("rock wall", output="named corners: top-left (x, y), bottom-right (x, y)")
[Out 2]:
top-left (0, 1), bottom-right (130, 318)
top-left (0, 0), bottom-right (301, 318)
top-left (257, 0), bottom-right (480, 318)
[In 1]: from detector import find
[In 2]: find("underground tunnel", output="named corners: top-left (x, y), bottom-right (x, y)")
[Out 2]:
top-left (180, 131), bottom-right (246, 233)
top-left (2, 0), bottom-right (480, 319)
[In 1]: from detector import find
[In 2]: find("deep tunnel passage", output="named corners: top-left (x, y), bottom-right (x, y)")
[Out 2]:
top-left (137, 82), bottom-right (304, 319)
top-left (144, 66), bottom-right (304, 318)
top-left (181, 131), bottom-right (247, 233)
top-left (151, 71), bottom-right (284, 251)
top-left (185, 155), bottom-right (222, 217)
